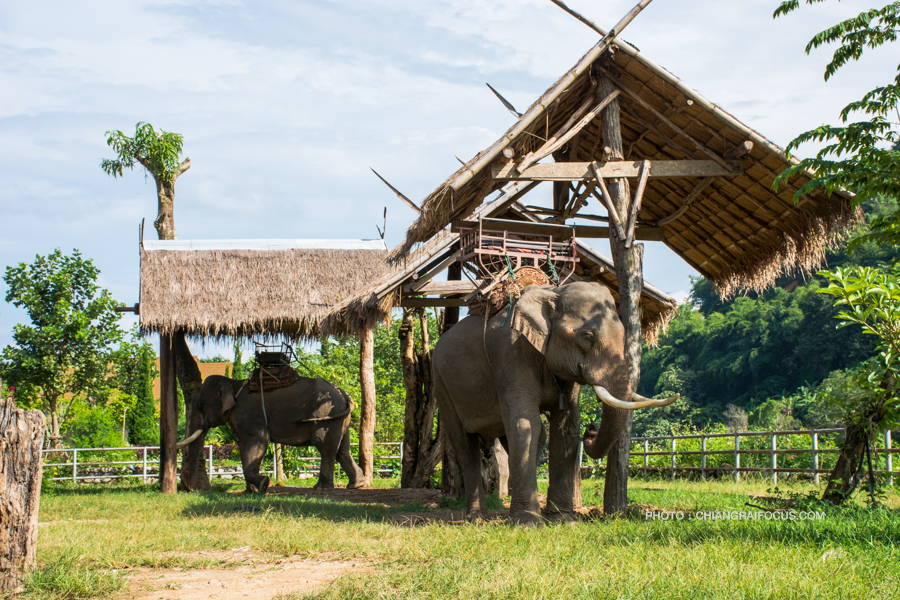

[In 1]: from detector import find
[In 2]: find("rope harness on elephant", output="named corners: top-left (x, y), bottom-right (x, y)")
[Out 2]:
top-left (258, 369), bottom-right (269, 431)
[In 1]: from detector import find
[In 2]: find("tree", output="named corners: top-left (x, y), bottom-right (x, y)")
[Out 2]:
top-left (773, 1), bottom-right (900, 504)
top-left (817, 267), bottom-right (900, 503)
top-left (129, 344), bottom-right (159, 446)
top-left (0, 249), bottom-right (122, 447)
top-left (101, 122), bottom-right (191, 240)
top-left (773, 1), bottom-right (900, 246)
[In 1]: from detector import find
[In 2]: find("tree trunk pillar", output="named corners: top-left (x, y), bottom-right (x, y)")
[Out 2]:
top-left (599, 68), bottom-right (642, 515)
top-left (0, 393), bottom-right (46, 593)
top-left (158, 334), bottom-right (178, 494)
top-left (400, 310), bottom-right (420, 487)
top-left (358, 326), bottom-right (377, 486)
top-left (172, 331), bottom-right (210, 492)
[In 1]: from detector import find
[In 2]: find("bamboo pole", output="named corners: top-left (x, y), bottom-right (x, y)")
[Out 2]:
top-left (371, 168), bottom-right (421, 213)
top-left (449, 0), bottom-right (655, 192)
top-left (158, 335), bottom-right (178, 494)
top-left (359, 327), bottom-right (377, 486)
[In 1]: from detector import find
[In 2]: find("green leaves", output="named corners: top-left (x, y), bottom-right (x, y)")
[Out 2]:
top-left (100, 121), bottom-right (185, 182)
top-left (0, 249), bottom-right (123, 426)
top-left (772, 2), bottom-right (900, 216)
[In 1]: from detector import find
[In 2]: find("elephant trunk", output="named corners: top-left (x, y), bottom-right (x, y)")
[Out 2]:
top-left (179, 410), bottom-right (212, 492)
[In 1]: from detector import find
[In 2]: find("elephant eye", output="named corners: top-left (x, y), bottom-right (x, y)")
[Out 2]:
top-left (580, 331), bottom-right (595, 344)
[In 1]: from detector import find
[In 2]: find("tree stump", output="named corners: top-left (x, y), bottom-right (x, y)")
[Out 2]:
top-left (0, 395), bottom-right (46, 592)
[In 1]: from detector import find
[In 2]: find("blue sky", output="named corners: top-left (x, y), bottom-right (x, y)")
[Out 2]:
top-left (0, 0), bottom-right (894, 357)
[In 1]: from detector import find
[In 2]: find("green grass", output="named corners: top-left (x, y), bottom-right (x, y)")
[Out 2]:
top-left (26, 476), bottom-right (900, 600)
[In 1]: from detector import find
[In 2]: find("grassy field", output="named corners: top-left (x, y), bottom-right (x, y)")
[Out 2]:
top-left (24, 476), bottom-right (900, 600)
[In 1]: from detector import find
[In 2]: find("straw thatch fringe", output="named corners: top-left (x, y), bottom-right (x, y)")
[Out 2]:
top-left (139, 248), bottom-right (391, 341)
top-left (642, 298), bottom-right (677, 347)
top-left (710, 205), bottom-right (863, 299)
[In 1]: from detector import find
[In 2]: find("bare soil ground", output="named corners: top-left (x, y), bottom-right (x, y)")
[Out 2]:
top-left (122, 548), bottom-right (369, 600)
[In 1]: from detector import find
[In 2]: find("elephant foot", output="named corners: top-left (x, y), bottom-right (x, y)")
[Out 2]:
top-left (313, 481), bottom-right (335, 490)
top-left (465, 510), bottom-right (488, 525)
top-left (346, 480), bottom-right (365, 490)
top-left (542, 509), bottom-right (581, 525)
top-left (507, 510), bottom-right (544, 527)
top-left (247, 476), bottom-right (271, 494)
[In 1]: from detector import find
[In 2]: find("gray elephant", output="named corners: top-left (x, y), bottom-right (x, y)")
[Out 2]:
top-left (178, 375), bottom-right (365, 493)
top-left (432, 281), bottom-right (676, 524)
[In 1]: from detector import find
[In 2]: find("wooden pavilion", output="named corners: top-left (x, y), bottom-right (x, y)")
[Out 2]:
top-left (364, 22), bottom-right (857, 512)
top-left (137, 238), bottom-right (394, 488)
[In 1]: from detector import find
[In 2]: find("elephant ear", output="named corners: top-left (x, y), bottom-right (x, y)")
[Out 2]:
top-left (510, 285), bottom-right (559, 355)
top-left (219, 383), bottom-right (236, 415)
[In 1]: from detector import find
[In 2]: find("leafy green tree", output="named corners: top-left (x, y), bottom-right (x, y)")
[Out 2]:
top-left (817, 266), bottom-right (900, 502)
top-left (129, 344), bottom-right (159, 446)
top-left (0, 249), bottom-right (122, 447)
top-left (109, 328), bottom-right (159, 445)
top-left (231, 343), bottom-right (246, 380)
top-left (101, 122), bottom-right (191, 240)
top-left (773, 1), bottom-right (900, 246)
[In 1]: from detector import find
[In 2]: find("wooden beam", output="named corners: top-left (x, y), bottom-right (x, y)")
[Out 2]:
top-left (452, 217), bottom-right (573, 238)
top-left (592, 164), bottom-right (627, 240)
top-left (401, 297), bottom-right (468, 308)
top-left (549, 0), bottom-right (606, 36)
top-left (404, 279), bottom-right (480, 295)
top-left (625, 160), bottom-right (650, 248)
top-left (576, 225), bottom-right (664, 241)
top-left (371, 168), bottom-right (421, 213)
top-left (599, 68), bottom-right (736, 172)
top-left (518, 89), bottom-right (621, 171)
top-left (654, 142), bottom-right (753, 227)
top-left (493, 159), bottom-right (742, 181)
top-left (408, 250), bottom-right (461, 292)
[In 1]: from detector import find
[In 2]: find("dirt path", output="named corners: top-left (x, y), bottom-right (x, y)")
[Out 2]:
top-left (122, 549), bottom-right (367, 600)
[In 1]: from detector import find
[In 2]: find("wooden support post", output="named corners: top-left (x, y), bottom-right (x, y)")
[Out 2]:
top-left (400, 310), bottom-right (420, 488)
top-left (274, 444), bottom-right (285, 483)
top-left (735, 434), bottom-right (741, 482)
top-left (442, 261), bottom-right (462, 334)
top-left (172, 331), bottom-right (210, 492)
top-left (359, 326), bottom-right (376, 486)
top-left (598, 69), bottom-right (643, 515)
top-left (0, 392), bottom-right (45, 593)
top-left (158, 334), bottom-right (178, 494)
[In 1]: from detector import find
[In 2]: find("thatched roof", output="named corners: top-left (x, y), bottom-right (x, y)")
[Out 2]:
top-left (327, 189), bottom-right (678, 344)
top-left (139, 239), bottom-right (392, 340)
top-left (392, 36), bottom-right (859, 299)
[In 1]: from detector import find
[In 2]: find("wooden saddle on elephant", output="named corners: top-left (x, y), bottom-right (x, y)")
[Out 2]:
top-left (249, 342), bottom-right (300, 392)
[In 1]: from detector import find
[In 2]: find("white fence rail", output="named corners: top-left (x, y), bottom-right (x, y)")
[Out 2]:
top-left (41, 442), bottom-right (402, 484)
top-left (623, 428), bottom-right (897, 485)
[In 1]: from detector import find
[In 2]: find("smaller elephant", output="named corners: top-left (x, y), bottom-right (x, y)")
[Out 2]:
top-left (179, 375), bottom-right (364, 493)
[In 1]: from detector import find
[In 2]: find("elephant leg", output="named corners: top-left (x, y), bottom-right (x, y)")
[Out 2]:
top-left (336, 426), bottom-right (364, 489)
top-left (442, 405), bottom-right (487, 522)
top-left (240, 437), bottom-right (270, 494)
top-left (546, 382), bottom-right (582, 523)
top-left (503, 409), bottom-right (543, 525)
top-left (314, 444), bottom-right (336, 490)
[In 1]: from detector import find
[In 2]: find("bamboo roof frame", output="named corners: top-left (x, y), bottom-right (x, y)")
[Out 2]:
top-left (392, 36), bottom-right (860, 299)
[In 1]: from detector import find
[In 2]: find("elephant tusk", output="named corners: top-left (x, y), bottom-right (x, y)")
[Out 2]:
top-left (633, 391), bottom-right (679, 407)
top-left (176, 429), bottom-right (204, 448)
top-left (593, 386), bottom-right (680, 410)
